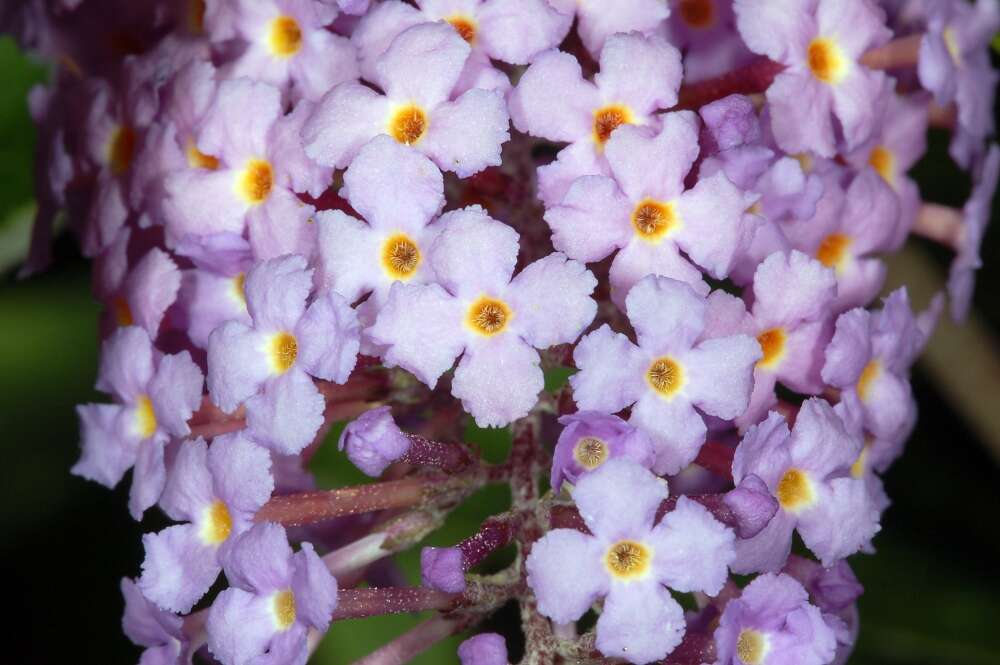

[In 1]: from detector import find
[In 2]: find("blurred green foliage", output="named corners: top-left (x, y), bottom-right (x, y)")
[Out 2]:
top-left (1, 33), bottom-right (998, 665)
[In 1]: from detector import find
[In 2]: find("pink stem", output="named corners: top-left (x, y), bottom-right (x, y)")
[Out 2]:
top-left (254, 477), bottom-right (433, 526)
top-left (693, 440), bottom-right (735, 480)
top-left (332, 587), bottom-right (459, 620)
top-left (456, 513), bottom-right (523, 570)
top-left (914, 203), bottom-right (963, 248)
top-left (858, 33), bottom-right (923, 70)
top-left (350, 614), bottom-right (473, 665)
top-left (400, 433), bottom-right (475, 473)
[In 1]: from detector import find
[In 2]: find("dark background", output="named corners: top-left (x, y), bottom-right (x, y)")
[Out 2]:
top-left (2, 36), bottom-right (998, 664)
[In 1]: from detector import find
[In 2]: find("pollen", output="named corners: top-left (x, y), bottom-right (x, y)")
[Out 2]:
top-left (756, 328), bottom-right (787, 369)
top-left (856, 359), bottom-right (881, 401)
top-left (851, 439), bottom-right (872, 479)
top-left (868, 145), bottom-right (895, 186)
top-left (108, 126), bottom-right (136, 175)
top-left (736, 629), bottom-right (767, 664)
top-left (447, 16), bottom-right (477, 43)
top-left (269, 332), bottom-right (298, 373)
top-left (678, 0), bottom-right (715, 28)
top-left (186, 141), bottom-right (219, 170)
top-left (381, 234), bottom-right (421, 280)
top-left (605, 540), bottom-right (651, 580)
top-left (389, 105), bottom-right (429, 145)
top-left (238, 159), bottom-right (274, 204)
top-left (943, 28), bottom-right (963, 65)
top-left (187, 0), bottom-right (206, 34)
top-left (816, 232), bottom-right (852, 271)
top-left (631, 199), bottom-right (678, 241)
top-left (200, 500), bottom-right (233, 545)
top-left (573, 437), bottom-right (609, 470)
top-left (268, 16), bottom-right (303, 57)
top-left (135, 395), bottom-right (158, 439)
top-left (592, 104), bottom-right (634, 145)
top-left (807, 37), bottom-right (848, 84)
top-left (272, 590), bottom-right (296, 630)
top-left (775, 467), bottom-right (815, 511)
top-left (467, 297), bottom-right (512, 336)
top-left (112, 296), bottom-right (134, 327)
top-left (232, 272), bottom-right (247, 305)
top-left (647, 356), bottom-right (685, 397)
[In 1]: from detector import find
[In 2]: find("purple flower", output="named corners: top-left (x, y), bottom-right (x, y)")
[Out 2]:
top-left (550, 411), bottom-right (655, 491)
top-left (948, 145), bottom-right (1000, 321)
top-left (121, 578), bottom-right (187, 665)
top-left (338, 406), bottom-right (411, 477)
top-left (94, 236), bottom-right (182, 339)
top-left (303, 22), bottom-right (510, 177)
top-left (369, 214), bottom-right (596, 427)
top-left (844, 91), bottom-right (929, 250)
top-left (207, 254), bottom-right (361, 454)
top-left (714, 573), bottom-right (838, 665)
top-left (544, 112), bottom-right (755, 306)
top-left (162, 79), bottom-right (330, 260)
top-left (731, 399), bottom-right (881, 573)
top-left (178, 258), bottom-right (253, 350)
top-left (823, 288), bottom-right (939, 443)
top-left (734, 0), bottom-right (892, 157)
top-left (783, 169), bottom-right (900, 311)
top-left (526, 459), bottom-right (735, 663)
top-left (918, 0), bottom-right (999, 167)
top-left (219, 0), bottom-right (358, 102)
top-left (727, 250), bottom-right (837, 428)
top-left (314, 135), bottom-right (445, 313)
top-left (206, 523), bottom-right (338, 665)
top-left (139, 434), bottom-right (274, 613)
top-left (458, 633), bottom-right (508, 665)
top-left (72, 326), bottom-right (203, 519)
top-left (509, 32), bottom-right (682, 205)
top-left (571, 275), bottom-right (761, 475)
top-left (545, 0), bottom-right (671, 57)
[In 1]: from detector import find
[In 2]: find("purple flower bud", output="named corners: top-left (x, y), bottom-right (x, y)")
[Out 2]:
top-left (699, 94), bottom-right (761, 152)
top-left (722, 473), bottom-right (779, 539)
top-left (550, 411), bottom-right (655, 490)
top-left (338, 406), bottom-right (411, 477)
top-left (458, 633), bottom-right (508, 665)
top-left (420, 546), bottom-right (466, 593)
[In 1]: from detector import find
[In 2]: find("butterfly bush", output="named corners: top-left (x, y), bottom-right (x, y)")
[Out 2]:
top-left (5, 0), bottom-right (997, 663)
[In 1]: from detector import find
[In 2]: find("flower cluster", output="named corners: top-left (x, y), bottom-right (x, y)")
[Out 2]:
top-left (6, 0), bottom-right (997, 663)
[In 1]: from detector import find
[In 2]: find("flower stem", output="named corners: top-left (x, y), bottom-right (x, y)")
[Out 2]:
top-left (349, 614), bottom-right (476, 665)
top-left (255, 477), bottom-right (433, 526)
top-left (332, 587), bottom-right (460, 620)
top-left (913, 203), bottom-right (963, 249)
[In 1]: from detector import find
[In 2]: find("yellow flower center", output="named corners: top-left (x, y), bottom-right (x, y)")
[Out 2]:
top-left (135, 395), bottom-right (158, 439)
top-left (268, 16), bottom-right (302, 57)
top-left (238, 159), bottom-right (274, 204)
top-left (389, 105), bottom-right (429, 145)
top-left (187, 140), bottom-right (220, 170)
top-left (631, 199), bottom-right (678, 242)
top-left (736, 629), bottom-right (767, 664)
top-left (466, 297), bottom-right (511, 336)
top-left (112, 296), bottom-right (134, 327)
top-left (756, 328), bottom-right (787, 369)
top-left (605, 540), bottom-right (651, 579)
top-left (943, 28), bottom-right (963, 65)
top-left (775, 467), bottom-right (815, 511)
top-left (646, 356), bottom-right (686, 399)
top-left (447, 16), bottom-right (477, 43)
top-left (108, 126), bottom-right (136, 175)
top-left (200, 500), bottom-right (233, 545)
top-left (269, 332), bottom-right (298, 373)
top-left (851, 439), bottom-right (872, 479)
top-left (816, 232), bottom-right (852, 271)
top-left (678, 0), bottom-right (715, 28)
top-left (857, 359), bottom-right (881, 401)
top-left (273, 590), bottom-right (296, 630)
top-left (592, 104), bottom-right (634, 145)
top-left (573, 436), bottom-right (609, 470)
top-left (807, 37), bottom-right (848, 84)
top-left (868, 145), bottom-right (896, 186)
top-left (381, 234), bottom-right (421, 280)
top-left (232, 273), bottom-right (247, 305)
